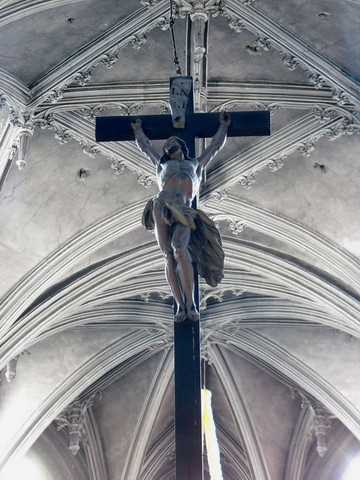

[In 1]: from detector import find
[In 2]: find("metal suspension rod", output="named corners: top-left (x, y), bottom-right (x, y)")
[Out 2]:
top-left (169, 0), bottom-right (182, 76)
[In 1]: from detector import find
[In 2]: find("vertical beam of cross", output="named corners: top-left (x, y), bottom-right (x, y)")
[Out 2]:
top-left (170, 76), bottom-right (203, 480)
top-left (174, 15), bottom-right (209, 479)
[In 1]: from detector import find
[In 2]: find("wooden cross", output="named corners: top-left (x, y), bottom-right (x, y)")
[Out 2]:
top-left (96, 77), bottom-right (270, 480)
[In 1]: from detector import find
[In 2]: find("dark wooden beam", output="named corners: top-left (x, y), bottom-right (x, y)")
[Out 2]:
top-left (95, 110), bottom-right (270, 142)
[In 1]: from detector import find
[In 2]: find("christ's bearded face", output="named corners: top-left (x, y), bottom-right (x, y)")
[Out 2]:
top-left (163, 137), bottom-right (183, 159)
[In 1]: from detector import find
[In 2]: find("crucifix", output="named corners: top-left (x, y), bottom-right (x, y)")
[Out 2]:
top-left (96, 76), bottom-right (270, 479)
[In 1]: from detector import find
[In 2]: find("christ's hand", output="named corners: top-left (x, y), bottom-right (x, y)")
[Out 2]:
top-left (219, 111), bottom-right (231, 127)
top-left (131, 118), bottom-right (142, 131)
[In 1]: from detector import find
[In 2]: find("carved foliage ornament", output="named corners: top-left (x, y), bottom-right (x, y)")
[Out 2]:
top-left (173, 0), bottom-right (224, 18)
top-left (206, 188), bottom-right (228, 203)
top-left (55, 395), bottom-right (97, 455)
top-left (77, 103), bottom-right (142, 121)
top-left (110, 158), bottom-right (126, 175)
top-left (0, 94), bottom-right (6, 109)
top-left (267, 156), bottom-right (285, 172)
top-left (200, 286), bottom-right (244, 311)
top-left (101, 49), bottom-right (119, 69)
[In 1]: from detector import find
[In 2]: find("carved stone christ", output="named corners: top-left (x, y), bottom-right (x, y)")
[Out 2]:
top-left (131, 112), bottom-right (230, 322)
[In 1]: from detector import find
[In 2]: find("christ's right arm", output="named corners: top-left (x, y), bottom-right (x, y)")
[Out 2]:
top-left (131, 119), bottom-right (160, 166)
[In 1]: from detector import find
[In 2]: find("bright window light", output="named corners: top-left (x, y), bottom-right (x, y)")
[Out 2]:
top-left (0, 454), bottom-right (45, 480)
top-left (342, 455), bottom-right (360, 480)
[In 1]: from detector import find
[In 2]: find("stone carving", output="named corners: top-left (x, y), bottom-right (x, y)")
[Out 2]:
top-left (8, 108), bottom-right (25, 128)
top-left (55, 395), bottom-right (97, 455)
top-left (54, 126), bottom-right (72, 144)
top-left (291, 391), bottom-right (332, 458)
top-left (73, 69), bottom-right (94, 87)
top-left (5, 356), bottom-right (19, 382)
top-left (47, 89), bottom-right (64, 103)
top-left (158, 290), bottom-right (173, 300)
top-left (188, 7), bottom-right (208, 110)
top-left (332, 88), bottom-right (349, 105)
top-left (325, 118), bottom-right (353, 140)
top-left (160, 104), bottom-right (171, 115)
top-left (36, 112), bottom-right (54, 129)
top-left (142, 291), bottom-right (173, 302)
top-left (267, 156), bottom-right (285, 172)
top-left (312, 402), bottom-right (332, 457)
top-left (110, 158), bottom-right (126, 175)
top-left (8, 141), bottom-right (19, 163)
top-left (256, 36), bottom-right (271, 51)
top-left (79, 106), bottom-right (106, 120)
top-left (282, 54), bottom-right (299, 71)
top-left (308, 73), bottom-right (327, 90)
top-left (345, 123), bottom-right (360, 135)
top-left (137, 172), bottom-right (154, 188)
top-left (0, 94), bottom-right (6, 109)
top-left (207, 189), bottom-right (228, 203)
top-left (208, 214), bottom-right (247, 235)
top-left (77, 104), bottom-right (142, 120)
top-left (55, 400), bottom-right (84, 455)
top-left (16, 128), bottom-right (33, 170)
top-left (311, 106), bottom-right (337, 124)
top-left (200, 286), bottom-right (244, 311)
top-left (129, 33), bottom-right (147, 50)
top-left (200, 336), bottom-right (215, 364)
top-left (239, 173), bottom-right (256, 189)
top-left (101, 49), bottom-right (119, 69)
top-left (173, 0), bottom-right (224, 19)
top-left (5, 111), bottom-right (35, 170)
top-left (227, 218), bottom-right (246, 235)
top-left (140, 292), bottom-right (152, 303)
top-left (298, 140), bottom-right (315, 157)
top-left (227, 17), bottom-right (246, 32)
top-left (80, 141), bottom-right (100, 158)
top-left (156, 16), bottom-right (171, 31)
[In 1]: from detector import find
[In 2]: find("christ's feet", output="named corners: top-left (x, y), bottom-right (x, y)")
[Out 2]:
top-left (174, 305), bottom-right (187, 323)
top-left (174, 304), bottom-right (200, 323)
top-left (186, 304), bottom-right (200, 322)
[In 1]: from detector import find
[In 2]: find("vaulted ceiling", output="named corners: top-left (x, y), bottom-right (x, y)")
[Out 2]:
top-left (0, 1), bottom-right (360, 479)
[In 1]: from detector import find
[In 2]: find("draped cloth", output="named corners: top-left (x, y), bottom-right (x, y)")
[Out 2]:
top-left (142, 193), bottom-right (224, 288)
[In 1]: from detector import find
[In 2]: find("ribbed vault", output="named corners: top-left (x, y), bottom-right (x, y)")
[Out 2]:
top-left (0, 1), bottom-right (359, 479)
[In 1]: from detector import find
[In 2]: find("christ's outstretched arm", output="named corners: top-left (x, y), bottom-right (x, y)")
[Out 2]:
top-left (131, 119), bottom-right (160, 166)
top-left (198, 112), bottom-right (230, 169)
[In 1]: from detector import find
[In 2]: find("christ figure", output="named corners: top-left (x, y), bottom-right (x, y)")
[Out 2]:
top-left (131, 112), bottom-right (230, 322)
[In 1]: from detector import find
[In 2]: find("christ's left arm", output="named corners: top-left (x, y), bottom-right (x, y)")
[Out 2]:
top-left (197, 112), bottom-right (231, 169)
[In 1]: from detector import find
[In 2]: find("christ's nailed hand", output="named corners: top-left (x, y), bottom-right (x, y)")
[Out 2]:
top-left (131, 118), bottom-right (142, 131)
top-left (220, 111), bottom-right (231, 126)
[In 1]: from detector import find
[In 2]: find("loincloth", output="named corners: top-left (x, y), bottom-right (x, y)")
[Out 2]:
top-left (142, 193), bottom-right (224, 287)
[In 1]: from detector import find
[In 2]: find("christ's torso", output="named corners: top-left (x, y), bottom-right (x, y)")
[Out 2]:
top-left (157, 158), bottom-right (201, 203)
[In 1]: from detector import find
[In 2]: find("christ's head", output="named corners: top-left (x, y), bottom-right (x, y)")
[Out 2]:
top-left (160, 136), bottom-right (190, 163)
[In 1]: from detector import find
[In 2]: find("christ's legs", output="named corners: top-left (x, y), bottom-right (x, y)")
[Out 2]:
top-left (172, 223), bottom-right (200, 321)
top-left (153, 200), bottom-right (186, 321)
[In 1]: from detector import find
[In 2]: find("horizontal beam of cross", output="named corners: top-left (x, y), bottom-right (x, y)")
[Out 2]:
top-left (95, 111), bottom-right (270, 143)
